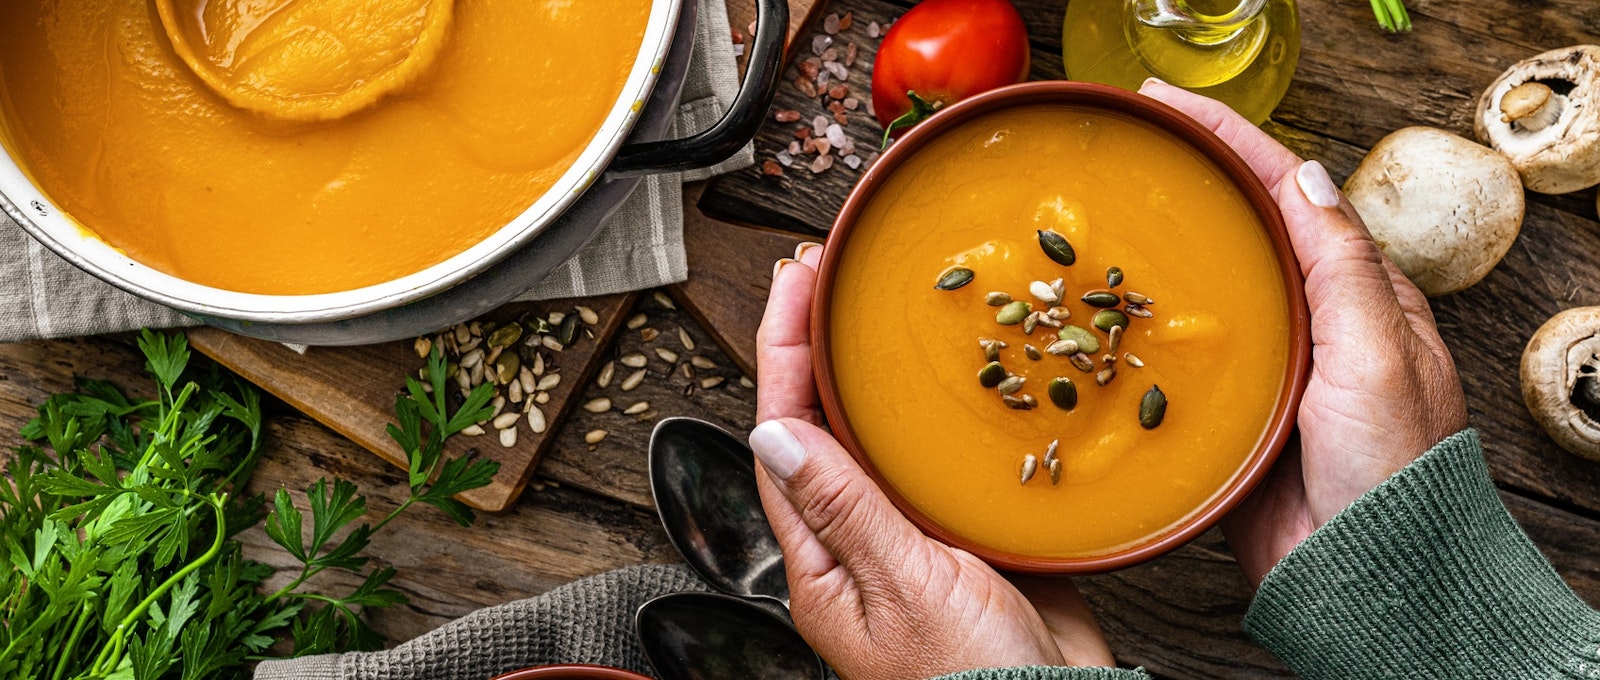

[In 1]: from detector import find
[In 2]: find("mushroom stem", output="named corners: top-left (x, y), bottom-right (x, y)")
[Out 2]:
top-left (1501, 82), bottom-right (1563, 132)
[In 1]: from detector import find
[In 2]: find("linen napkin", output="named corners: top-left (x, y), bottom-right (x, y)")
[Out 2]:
top-left (0, 0), bottom-right (752, 343)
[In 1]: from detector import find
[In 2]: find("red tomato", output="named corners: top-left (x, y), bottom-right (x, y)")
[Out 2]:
top-left (871, 0), bottom-right (1031, 142)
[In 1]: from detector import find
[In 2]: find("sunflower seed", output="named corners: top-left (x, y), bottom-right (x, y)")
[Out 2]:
top-left (1035, 314), bottom-right (1064, 329)
top-left (1070, 352), bottom-right (1096, 373)
top-left (1029, 280), bottom-right (1060, 305)
top-left (1044, 439), bottom-right (1060, 465)
top-left (1051, 278), bottom-right (1066, 302)
top-left (1037, 230), bottom-right (1076, 266)
top-left (493, 413), bottom-right (520, 430)
top-left (497, 426), bottom-right (517, 448)
top-left (624, 401), bottom-right (650, 415)
top-left (520, 366), bottom-right (536, 393)
top-left (978, 361), bottom-right (1007, 388)
top-left (1024, 344), bottom-right (1042, 361)
top-left (691, 356), bottom-right (717, 370)
top-left (1140, 385), bottom-right (1168, 429)
top-left (585, 429), bottom-right (608, 445)
top-left (678, 328), bottom-right (697, 351)
top-left (998, 376), bottom-right (1026, 395)
top-left (1002, 395), bottom-right (1033, 410)
top-left (462, 424), bottom-right (485, 437)
top-left (537, 374), bottom-right (561, 391)
top-left (414, 336), bottom-right (432, 359)
top-left (1096, 366), bottom-right (1117, 387)
top-left (1048, 458), bottom-right (1063, 486)
top-left (1123, 291), bottom-right (1154, 305)
top-left (508, 379), bottom-right (523, 404)
top-left (1046, 339), bottom-right (1079, 356)
top-left (547, 312), bottom-right (565, 326)
top-left (1048, 378), bottom-right (1078, 409)
top-left (1023, 312), bottom-right (1039, 335)
top-left (981, 338), bottom-right (1001, 362)
top-left (535, 392), bottom-right (550, 404)
top-left (621, 369), bottom-right (647, 391)
top-left (653, 291), bottom-right (676, 309)
top-left (461, 349), bottom-right (485, 369)
top-left (597, 361), bottom-right (616, 388)
top-left (532, 352), bottom-right (546, 376)
top-left (1126, 304), bottom-right (1154, 319)
top-left (985, 292), bottom-right (1013, 306)
top-left (1108, 325), bottom-right (1123, 353)
top-left (527, 407), bottom-right (547, 433)
top-left (454, 324), bottom-right (472, 345)
top-left (1125, 353), bottom-right (1146, 368)
top-left (1022, 394), bottom-right (1037, 407)
top-left (627, 313), bottom-right (648, 330)
top-left (1103, 354), bottom-right (1117, 364)
top-left (1021, 455), bottom-right (1039, 484)
top-left (541, 336), bottom-right (565, 352)
top-left (1046, 306), bottom-right (1071, 321)
top-left (740, 376), bottom-right (756, 388)
top-left (641, 328), bottom-right (660, 343)
top-left (577, 305), bottom-right (600, 325)
top-left (621, 352), bottom-right (649, 368)
top-left (656, 348), bottom-right (679, 364)
top-left (583, 398), bottom-right (612, 413)
top-left (700, 376), bottom-right (725, 389)
top-left (935, 267), bottom-right (975, 290)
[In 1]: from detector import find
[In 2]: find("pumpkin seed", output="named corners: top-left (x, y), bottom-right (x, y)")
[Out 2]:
top-left (985, 292), bottom-right (1013, 306)
top-left (1048, 458), bottom-right (1063, 486)
top-left (1140, 385), bottom-right (1168, 429)
top-left (1107, 266), bottom-right (1124, 288)
top-left (1070, 352), bottom-right (1096, 374)
top-left (1123, 291), bottom-right (1154, 305)
top-left (1093, 309), bottom-right (1130, 333)
top-left (1108, 325), bottom-right (1123, 353)
top-left (1037, 230), bottom-right (1076, 266)
top-left (1046, 339), bottom-right (1079, 356)
top-left (521, 315), bottom-right (554, 335)
top-left (1029, 280), bottom-right (1060, 305)
top-left (495, 352), bottom-right (521, 384)
top-left (998, 376), bottom-right (1026, 395)
top-left (1096, 366), bottom-right (1117, 387)
top-left (1021, 455), bottom-right (1039, 484)
top-left (678, 328), bottom-right (697, 351)
top-left (1081, 290), bottom-right (1121, 308)
top-left (996, 301), bottom-right (1032, 325)
top-left (1057, 326), bottom-right (1100, 354)
top-left (1048, 377), bottom-right (1078, 410)
top-left (555, 314), bottom-right (579, 347)
top-left (936, 267), bottom-right (975, 290)
top-left (1126, 304), bottom-right (1154, 319)
top-left (489, 323), bottom-right (523, 348)
top-left (1024, 344), bottom-right (1042, 361)
top-left (977, 361), bottom-right (1004, 388)
top-left (1125, 353), bottom-right (1145, 368)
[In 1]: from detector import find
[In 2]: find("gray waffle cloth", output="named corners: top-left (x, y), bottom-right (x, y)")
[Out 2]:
top-left (254, 565), bottom-right (713, 680)
top-left (0, 0), bottom-right (752, 343)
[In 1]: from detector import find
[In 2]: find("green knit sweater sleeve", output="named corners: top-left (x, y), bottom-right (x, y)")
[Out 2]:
top-left (1244, 429), bottom-right (1600, 679)
top-left (934, 665), bottom-right (1150, 680)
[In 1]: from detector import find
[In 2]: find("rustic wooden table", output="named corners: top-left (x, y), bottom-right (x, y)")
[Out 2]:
top-left (1, 1), bottom-right (1598, 678)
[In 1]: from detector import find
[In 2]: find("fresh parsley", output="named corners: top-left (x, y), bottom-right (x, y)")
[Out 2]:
top-left (0, 331), bottom-right (499, 679)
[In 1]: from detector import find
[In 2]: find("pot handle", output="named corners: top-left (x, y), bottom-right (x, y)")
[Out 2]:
top-left (608, 0), bottom-right (788, 176)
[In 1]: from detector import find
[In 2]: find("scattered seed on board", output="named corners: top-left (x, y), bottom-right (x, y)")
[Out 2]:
top-left (585, 430), bottom-right (608, 445)
top-left (1021, 455), bottom-right (1039, 484)
top-left (739, 376), bottom-right (756, 389)
top-left (656, 348), bottom-right (680, 364)
top-left (621, 369), bottom-right (647, 391)
top-left (653, 291), bottom-right (676, 309)
top-left (508, 380), bottom-right (523, 403)
top-left (414, 336), bottom-right (432, 359)
top-left (624, 401), bottom-right (650, 415)
top-left (583, 398), bottom-right (612, 413)
top-left (597, 361), bottom-right (615, 388)
top-left (492, 413), bottom-right (520, 430)
top-left (985, 292), bottom-right (1013, 306)
top-left (520, 366), bottom-right (536, 393)
top-left (461, 349), bottom-right (485, 369)
top-left (462, 424), bottom-right (485, 437)
top-left (700, 376), bottom-right (725, 389)
top-left (679, 362), bottom-right (694, 380)
top-left (627, 313), bottom-right (648, 330)
top-left (678, 328), bottom-right (697, 351)
top-left (691, 356), bottom-right (717, 370)
top-left (621, 352), bottom-right (649, 368)
top-left (527, 407), bottom-right (547, 434)
top-left (536, 374), bottom-right (561, 391)
top-left (547, 312), bottom-right (565, 325)
top-left (641, 328), bottom-right (661, 343)
top-left (535, 392), bottom-right (550, 404)
top-left (533, 352), bottom-right (546, 376)
top-left (500, 428), bottom-right (518, 448)
top-left (541, 336), bottom-right (565, 352)
top-left (576, 305), bottom-right (600, 325)
top-left (1125, 353), bottom-right (1146, 368)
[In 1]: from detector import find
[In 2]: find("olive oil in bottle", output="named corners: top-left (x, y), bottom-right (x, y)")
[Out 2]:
top-left (1062, 0), bottom-right (1300, 124)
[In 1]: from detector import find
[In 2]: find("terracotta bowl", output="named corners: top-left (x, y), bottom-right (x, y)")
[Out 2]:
top-left (810, 81), bottom-right (1312, 575)
top-left (489, 665), bottom-right (653, 680)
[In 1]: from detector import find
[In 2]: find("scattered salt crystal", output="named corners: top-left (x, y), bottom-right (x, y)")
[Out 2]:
top-left (815, 139), bottom-right (832, 156)
top-left (774, 109), bottom-right (801, 123)
top-left (800, 58), bottom-right (820, 80)
top-left (809, 155), bottom-right (835, 174)
top-left (839, 12), bottom-right (854, 32)
top-left (816, 70), bottom-right (831, 88)
top-left (868, 21), bottom-right (880, 38)
top-left (776, 150), bottom-right (794, 167)
top-left (843, 154), bottom-right (863, 170)
top-left (840, 138), bottom-right (856, 156)
top-left (733, 44), bottom-right (745, 57)
top-left (845, 43), bottom-right (858, 67)
top-left (825, 123), bottom-right (847, 148)
top-left (788, 140), bottom-right (802, 155)
top-left (797, 77), bottom-right (817, 98)
top-left (843, 97), bottom-right (860, 111)
top-left (824, 61), bottom-right (849, 81)
top-left (821, 47), bottom-right (838, 63)
top-left (824, 13), bottom-right (841, 35)
top-left (812, 115), bottom-right (828, 137)
top-left (812, 34), bottom-right (832, 55)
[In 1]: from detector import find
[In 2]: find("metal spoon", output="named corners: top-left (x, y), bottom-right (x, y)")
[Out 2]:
top-left (648, 417), bottom-right (789, 608)
top-left (635, 592), bottom-right (822, 680)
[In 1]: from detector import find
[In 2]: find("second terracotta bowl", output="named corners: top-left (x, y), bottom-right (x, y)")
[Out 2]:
top-left (809, 81), bottom-right (1311, 574)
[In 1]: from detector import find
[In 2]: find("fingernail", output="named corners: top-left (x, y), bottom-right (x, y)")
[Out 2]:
top-left (794, 241), bottom-right (822, 261)
top-left (772, 257), bottom-right (795, 279)
top-left (750, 420), bottom-right (805, 480)
top-left (1140, 77), bottom-right (1167, 90)
top-left (1296, 160), bottom-right (1341, 209)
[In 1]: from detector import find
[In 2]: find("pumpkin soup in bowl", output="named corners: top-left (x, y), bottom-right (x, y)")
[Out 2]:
top-left (813, 83), bottom-right (1309, 573)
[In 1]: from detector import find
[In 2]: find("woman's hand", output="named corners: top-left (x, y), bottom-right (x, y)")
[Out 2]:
top-left (1136, 80), bottom-right (1470, 586)
top-left (751, 243), bottom-right (1115, 679)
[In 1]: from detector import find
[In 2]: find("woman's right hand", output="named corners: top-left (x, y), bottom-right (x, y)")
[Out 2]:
top-left (1136, 80), bottom-right (1470, 586)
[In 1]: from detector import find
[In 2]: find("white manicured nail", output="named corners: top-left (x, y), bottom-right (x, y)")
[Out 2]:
top-left (750, 420), bottom-right (805, 480)
top-left (1297, 160), bottom-right (1342, 209)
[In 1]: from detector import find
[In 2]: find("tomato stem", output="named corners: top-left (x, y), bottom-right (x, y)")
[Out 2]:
top-left (881, 91), bottom-right (941, 149)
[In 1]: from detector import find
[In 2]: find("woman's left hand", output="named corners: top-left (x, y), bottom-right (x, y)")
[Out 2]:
top-left (751, 243), bottom-right (1115, 680)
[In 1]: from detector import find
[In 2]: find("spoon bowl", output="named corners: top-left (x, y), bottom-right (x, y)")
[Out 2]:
top-left (635, 592), bottom-right (822, 680)
top-left (648, 418), bottom-right (788, 606)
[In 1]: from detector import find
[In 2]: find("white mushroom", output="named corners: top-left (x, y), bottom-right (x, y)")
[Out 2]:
top-left (1475, 45), bottom-right (1600, 194)
top-left (1522, 307), bottom-right (1600, 462)
top-left (1344, 127), bottom-right (1524, 297)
